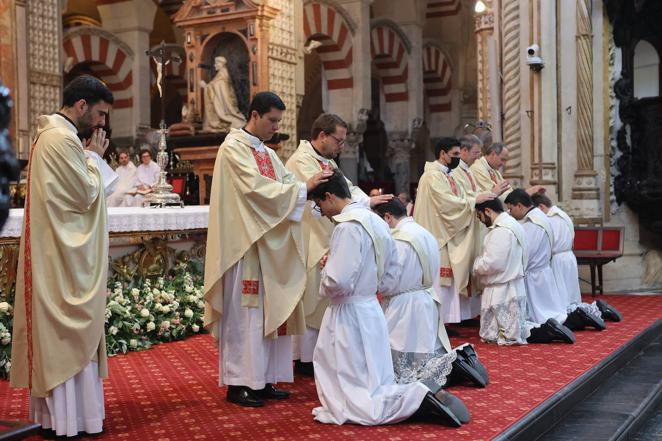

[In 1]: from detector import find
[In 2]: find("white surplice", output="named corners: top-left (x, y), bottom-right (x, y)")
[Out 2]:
top-left (382, 217), bottom-right (455, 386)
top-left (217, 133), bottom-right (307, 390)
top-left (312, 204), bottom-right (429, 425)
top-left (547, 206), bottom-right (603, 318)
top-left (30, 361), bottom-right (104, 437)
top-left (473, 213), bottom-right (539, 345)
top-left (521, 208), bottom-right (568, 324)
top-left (136, 160), bottom-right (161, 188)
top-left (107, 163), bottom-right (138, 207)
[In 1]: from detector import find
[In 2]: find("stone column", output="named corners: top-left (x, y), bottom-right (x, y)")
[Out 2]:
top-left (27, 0), bottom-right (62, 155)
top-left (474, 1), bottom-right (494, 125)
top-left (500, 0), bottom-right (524, 187)
top-left (98, 0), bottom-right (156, 140)
top-left (571, 0), bottom-right (600, 215)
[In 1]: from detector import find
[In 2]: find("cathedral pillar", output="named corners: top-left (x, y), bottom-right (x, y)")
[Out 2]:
top-left (97, 0), bottom-right (157, 140)
top-left (474, 0), bottom-right (501, 138)
top-left (571, 0), bottom-right (600, 217)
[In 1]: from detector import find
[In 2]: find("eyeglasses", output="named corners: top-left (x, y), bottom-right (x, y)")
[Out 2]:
top-left (328, 134), bottom-right (345, 147)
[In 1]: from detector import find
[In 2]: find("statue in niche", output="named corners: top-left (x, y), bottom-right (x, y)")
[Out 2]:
top-left (386, 131), bottom-right (415, 195)
top-left (200, 56), bottom-right (246, 133)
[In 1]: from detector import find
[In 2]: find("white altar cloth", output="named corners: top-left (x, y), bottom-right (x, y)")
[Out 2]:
top-left (0, 206), bottom-right (210, 238)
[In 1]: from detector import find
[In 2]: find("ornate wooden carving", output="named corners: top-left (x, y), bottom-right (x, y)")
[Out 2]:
top-left (605, 0), bottom-right (662, 244)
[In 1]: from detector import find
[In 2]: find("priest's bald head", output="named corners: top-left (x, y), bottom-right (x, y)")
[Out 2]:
top-left (374, 199), bottom-right (407, 229)
top-left (308, 169), bottom-right (351, 218)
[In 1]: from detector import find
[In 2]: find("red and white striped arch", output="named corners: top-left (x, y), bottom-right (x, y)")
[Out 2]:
top-left (303, 2), bottom-right (353, 90)
top-left (63, 30), bottom-right (133, 109)
top-left (370, 25), bottom-right (408, 102)
top-left (423, 45), bottom-right (452, 113)
top-left (426, 0), bottom-right (462, 18)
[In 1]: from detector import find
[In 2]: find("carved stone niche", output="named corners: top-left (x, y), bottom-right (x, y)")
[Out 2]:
top-left (173, 1), bottom-right (279, 124)
top-left (606, 0), bottom-right (662, 248)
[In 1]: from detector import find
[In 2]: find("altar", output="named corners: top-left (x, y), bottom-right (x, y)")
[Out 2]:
top-left (0, 206), bottom-right (210, 300)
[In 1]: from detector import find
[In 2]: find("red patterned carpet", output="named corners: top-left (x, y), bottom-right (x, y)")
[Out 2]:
top-left (1, 295), bottom-right (661, 441)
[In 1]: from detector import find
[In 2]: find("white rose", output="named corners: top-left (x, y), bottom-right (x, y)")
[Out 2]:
top-left (161, 305), bottom-right (171, 314)
top-left (109, 326), bottom-right (119, 336)
top-left (154, 303), bottom-right (162, 312)
top-left (184, 308), bottom-right (194, 318)
top-left (185, 285), bottom-right (193, 293)
top-left (146, 321), bottom-right (156, 332)
top-left (129, 339), bottom-right (138, 348)
top-left (5, 361), bottom-right (10, 370)
top-left (192, 324), bottom-right (200, 333)
top-left (197, 301), bottom-right (205, 309)
top-left (140, 308), bottom-right (150, 318)
top-left (131, 288), bottom-right (140, 296)
top-left (161, 320), bottom-right (171, 329)
top-left (1, 336), bottom-right (10, 345)
top-left (188, 295), bottom-right (197, 303)
top-left (152, 288), bottom-right (160, 295)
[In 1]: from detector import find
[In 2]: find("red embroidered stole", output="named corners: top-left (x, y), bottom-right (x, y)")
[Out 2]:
top-left (23, 139), bottom-right (39, 388)
top-left (462, 168), bottom-right (476, 192)
top-left (488, 167), bottom-right (498, 185)
top-left (317, 159), bottom-right (334, 173)
top-left (446, 173), bottom-right (459, 196)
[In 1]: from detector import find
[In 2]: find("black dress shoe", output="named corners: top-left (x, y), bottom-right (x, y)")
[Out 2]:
top-left (254, 383), bottom-right (290, 400)
top-left (459, 344), bottom-right (489, 386)
top-left (411, 392), bottom-right (462, 427)
top-left (446, 326), bottom-right (460, 337)
top-left (596, 299), bottom-right (622, 322)
top-left (449, 350), bottom-right (487, 388)
top-left (576, 307), bottom-right (607, 331)
top-left (563, 309), bottom-right (587, 331)
top-left (544, 318), bottom-right (576, 344)
top-left (226, 385), bottom-right (265, 407)
top-left (435, 389), bottom-right (471, 424)
top-left (294, 360), bottom-right (314, 377)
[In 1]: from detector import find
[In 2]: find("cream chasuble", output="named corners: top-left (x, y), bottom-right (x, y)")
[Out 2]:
top-left (204, 128), bottom-right (307, 340)
top-left (285, 140), bottom-right (369, 330)
top-left (11, 114), bottom-right (109, 398)
top-left (414, 161), bottom-right (477, 298)
top-left (470, 156), bottom-right (513, 202)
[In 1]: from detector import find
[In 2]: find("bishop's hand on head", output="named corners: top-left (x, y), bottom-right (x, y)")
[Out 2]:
top-left (369, 194), bottom-right (394, 208)
top-left (306, 170), bottom-right (333, 192)
top-left (491, 180), bottom-right (510, 196)
top-left (475, 192), bottom-right (497, 205)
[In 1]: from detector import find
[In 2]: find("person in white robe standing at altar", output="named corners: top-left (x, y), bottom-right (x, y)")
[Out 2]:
top-left (204, 92), bottom-right (331, 408)
top-left (505, 189), bottom-right (606, 331)
top-left (473, 198), bottom-right (576, 345)
top-left (11, 75), bottom-right (116, 437)
top-left (374, 199), bottom-right (489, 390)
top-left (107, 150), bottom-right (138, 207)
top-left (531, 193), bottom-right (622, 323)
top-left (310, 170), bottom-right (469, 427)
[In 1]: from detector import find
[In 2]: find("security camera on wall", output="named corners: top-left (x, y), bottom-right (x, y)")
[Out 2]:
top-left (526, 44), bottom-right (544, 72)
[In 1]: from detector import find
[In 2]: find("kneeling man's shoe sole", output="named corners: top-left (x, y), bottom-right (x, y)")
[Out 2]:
top-left (414, 392), bottom-right (462, 427)
top-left (545, 318), bottom-right (576, 344)
top-left (576, 307), bottom-right (607, 331)
top-left (452, 353), bottom-right (487, 388)
top-left (458, 344), bottom-right (489, 386)
top-left (596, 299), bottom-right (623, 322)
top-left (435, 389), bottom-right (471, 424)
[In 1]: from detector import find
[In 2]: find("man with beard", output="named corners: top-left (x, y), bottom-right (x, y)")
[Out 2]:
top-left (11, 74), bottom-right (116, 436)
top-left (285, 113), bottom-right (390, 376)
top-left (107, 150), bottom-right (139, 207)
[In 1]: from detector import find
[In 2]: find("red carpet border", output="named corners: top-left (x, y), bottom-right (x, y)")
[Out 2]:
top-left (1, 295), bottom-right (660, 441)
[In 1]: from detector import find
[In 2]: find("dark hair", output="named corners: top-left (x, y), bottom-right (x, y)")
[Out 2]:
top-left (374, 198), bottom-right (407, 219)
top-left (62, 75), bottom-right (114, 107)
top-left (307, 169), bottom-right (351, 201)
top-left (504, 188), bottom-right (533, 207)
top-left (475, 198), bottom-right (504, 214)
top-left (531, 193), bottom-right (553, 208)
top-left (311, 113), bottom-right (347, 140)
top-left (249, 91), bottom-right (285, 117)
top-left (434, 137), bottom-right (460, 159)
top-left (140, 149), bottom-right (153, 159)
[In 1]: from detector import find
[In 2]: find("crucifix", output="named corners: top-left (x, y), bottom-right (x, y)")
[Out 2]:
top-left (143, 41), bottom-right (186, 208)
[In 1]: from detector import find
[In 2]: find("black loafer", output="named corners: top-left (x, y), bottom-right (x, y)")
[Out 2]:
top-left (458, 344), bottom-right (489, 386)
top-left (450, 351), bottom-right (487, 388)
top-left (294, 360), bottom-right (314, 377)
top-left (254, 383), bottom-right (290, 400)
top-left (435, 389), bottom-right (471, 424)
top-left (411, 392), bottom-right (462, 427)
top-left (576, 307), bottom-right (607, 331)
top-left (596, 299), bottom-right (622, 322)
top-left (545, 318), bottom-right (576, 344)
top-left (226, 385), bottom-right (265, 407)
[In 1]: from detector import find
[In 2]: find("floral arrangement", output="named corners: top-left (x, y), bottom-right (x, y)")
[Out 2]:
top-left (0, 260), bottom-right (205, 380)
